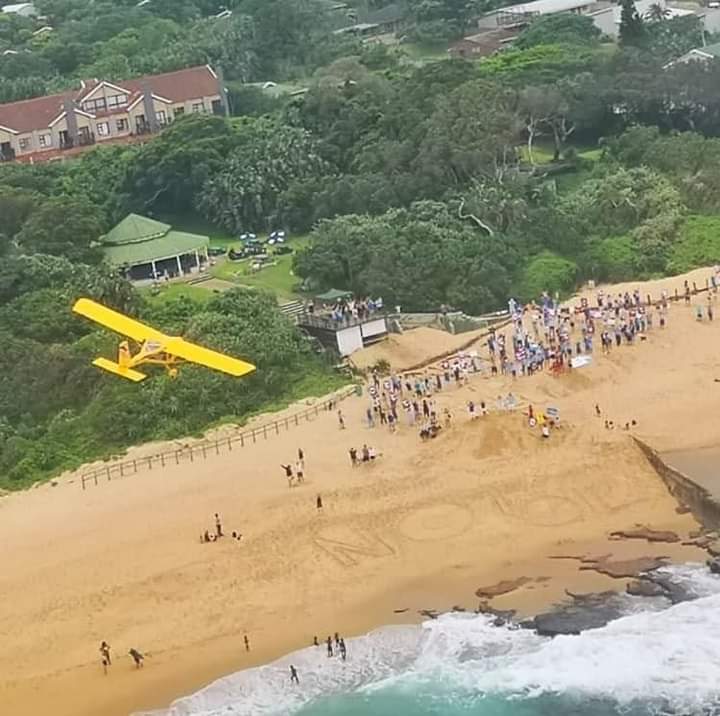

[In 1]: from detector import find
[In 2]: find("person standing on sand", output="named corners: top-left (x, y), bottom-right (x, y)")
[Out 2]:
top-left (338, 410), bottom-right (345, 429)
top-left (295, 460), bottom-right (305, 484)
top-left (244, 635), bottom-right (250, 652)
top-left (290, 664), bottom-right (300, 684)
top-left (339, 638), bottom-right (347, 661)
top-left (100, 641), bottom-right (111, 666)
top-left (349, 447), bottom-right (358, 466)
top-left (316, 495), bottom-right (323, 511)
top-left (297, 447), bottom-right (305, 471)
top-left (326, 636), bottom-right (333, 657)
top-left (129, 648), bottom-right (144, 668)
top-left (215, 513), bottom-right (223, 538)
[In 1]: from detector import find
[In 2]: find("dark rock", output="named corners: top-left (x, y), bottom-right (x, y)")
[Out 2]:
top-left (393, 608), bottom-right (408, 614)
top-left (476, 600), bottom-right (516, 625)
top-left (419, 609), bottom-right (439, 620)
top-left (646, 574), bottom-right (694, 604)
top-left (675, 505), bottom-right (691, 515)
top-left (707, 541), bottom-right (720, 558)
top-left (609, 527), bottom-right (680, 543)
top-left (626, 579), bottom-right (666, 598)
top-left (451, 605), bottom-right (466, 612)
top-left (524, 592), bottom-right (628, 636)
top-left (707, 558), bottom-right (720, 575)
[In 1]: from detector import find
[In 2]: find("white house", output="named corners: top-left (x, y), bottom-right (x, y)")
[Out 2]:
top-left (1, 2), bottom-right (36, 16)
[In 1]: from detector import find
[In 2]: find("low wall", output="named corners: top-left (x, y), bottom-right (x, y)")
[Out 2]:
top-left (634, 437), bottom-right (720, 529)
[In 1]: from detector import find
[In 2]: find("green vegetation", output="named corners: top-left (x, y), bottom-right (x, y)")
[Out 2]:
top-left (4, 1), bottom-right (720, 488)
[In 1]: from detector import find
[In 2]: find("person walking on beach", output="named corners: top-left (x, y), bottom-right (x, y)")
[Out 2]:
top-left (295, 460), bottom-right (305, 484)
top-left (128, 648), bottom-right (144, 669)
top-left (349, 447), bottom-right (358, 466)
top-left (339, 638), bottom-right (347, 661)
top-left (290, 664), bottom-right (300, 684)
top-left (297, 447), bottom-right (305, 471)
top-left (214, 513), bottom-right (223, 538)
top-left (326, 635), bottom-right (333, 657)
top-left (281, 463), bottom-right (294, 487)
top-left (244, 635), bottom-right (250, 652)
top-left (338, 410), bottom-right (345, 430)
top-left (316, 494), bottom-right (323, 511)
top-left (100, 641), bottom-right (111, 674)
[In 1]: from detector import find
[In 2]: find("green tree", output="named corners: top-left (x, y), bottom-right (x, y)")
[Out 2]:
top-left (15, 198), bottom-right (105, 263)
top-left (198, 119), bottom-right (327, 232)
top-left (619, 0), bottom-right (645, 45)
top-left (518, 251), bottom-right (578, 301)
top-left (516, 13), bottom-right (601, 49)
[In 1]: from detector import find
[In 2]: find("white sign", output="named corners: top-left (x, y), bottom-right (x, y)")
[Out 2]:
top-left (571, 355), bottom-right (593, 369)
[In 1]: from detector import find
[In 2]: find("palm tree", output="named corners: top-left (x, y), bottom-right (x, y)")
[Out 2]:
top-left (646, 3), bottom-right (671, 21)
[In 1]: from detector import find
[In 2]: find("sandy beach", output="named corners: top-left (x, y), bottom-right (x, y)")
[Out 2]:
top-left (2, 267), bottom-right (720, 716)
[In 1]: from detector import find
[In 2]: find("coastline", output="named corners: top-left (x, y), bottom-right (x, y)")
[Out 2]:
top-left (2, 267), bottom-right (720, 716)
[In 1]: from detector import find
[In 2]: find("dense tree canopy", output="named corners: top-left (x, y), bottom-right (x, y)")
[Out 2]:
top-left (4, 1), bottom-right (720, 489)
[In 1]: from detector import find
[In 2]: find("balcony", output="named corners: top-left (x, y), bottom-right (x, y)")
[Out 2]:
top-left (59, 132), bottom-right (96, 150)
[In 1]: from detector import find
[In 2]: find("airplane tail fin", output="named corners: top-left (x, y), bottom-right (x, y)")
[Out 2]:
top-left (92, 358), bottom-right (146, 382)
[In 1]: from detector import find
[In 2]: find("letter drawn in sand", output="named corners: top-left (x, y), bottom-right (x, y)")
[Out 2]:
top-left (313, 528), bottom-right (396, 567)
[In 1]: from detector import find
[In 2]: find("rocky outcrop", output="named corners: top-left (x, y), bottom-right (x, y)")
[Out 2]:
top-left (580, 555), bottom-right (668, 579)
top-left (475, 576), bottom-right (532, 599)
top-left (609, 527), bottom-right (680, 543)
top-left (626, 579), bottom-right (666, 598)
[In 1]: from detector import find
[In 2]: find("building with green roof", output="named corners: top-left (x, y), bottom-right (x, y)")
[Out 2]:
top-left (102, 213), bottom-right (210, 282)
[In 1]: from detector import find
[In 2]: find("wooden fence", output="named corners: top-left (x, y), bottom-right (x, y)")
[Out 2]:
top-left (80, 386), bottom-right (357, 489)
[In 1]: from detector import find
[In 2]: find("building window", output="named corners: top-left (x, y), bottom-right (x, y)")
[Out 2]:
top-left (83, 97), bottom-right (107, 113)
top-left (107, 94), bottom-right (128, 109)
top-left (97, 121), bottom-right (110, 137)
top-left (156, 109), bottom-right (167, 124)
top-left (38, 134), bottom-right (51, 148)
top-left (18, 137), bottom-right (31, 151)
top-left (116, 118), bottom-right (129, 132)
top-left (174, 107), bottom-right (185, 118)
top-left (192, 102), bottom-right (204, 113)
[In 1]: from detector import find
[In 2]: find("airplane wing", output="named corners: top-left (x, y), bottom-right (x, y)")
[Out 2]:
top-left (73, 298), bottom-right (166, 343)
top-left (165, 337), bottom-right (256, 377)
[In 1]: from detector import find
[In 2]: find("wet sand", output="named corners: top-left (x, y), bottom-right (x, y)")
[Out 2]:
top-left (1, 267), bottom-right (720, 716)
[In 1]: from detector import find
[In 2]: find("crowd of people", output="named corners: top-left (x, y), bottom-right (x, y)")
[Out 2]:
top-left (308, 295), bottom-right (385, 324)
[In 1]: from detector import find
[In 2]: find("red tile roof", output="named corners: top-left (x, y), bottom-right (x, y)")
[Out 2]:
top-left (0, 89), bottom-right (78, 134)
top-left (0, 65), bottom-right (220, 135)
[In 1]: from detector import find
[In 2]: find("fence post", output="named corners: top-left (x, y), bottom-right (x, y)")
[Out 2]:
top-left (227, 437), bottom-right (232, 451)
top-left (120, 464), bottom-right (125, 477)
top-left (189, 448), bottom-right (194, 463)
top-left (175, 450), bottom-right (180, 464)
top-left (82, 475), bottom-right (86, 490)
top-left (133, 459), bottom-right (137, 473)
top-left (240, 433), bottom-right (244, 447)
top-left (94, 474), bottom-right (98, 487)
top-left (161, 453), bottom-right (165, 467)
top-left (252, 429), bottom-right (256, 443)
top-left (147, 457), bottom-right (152, 470)
top-left (263, 425), bottom-right (267, 439)
top-left (202, 445), bottom-right (207, 459)
top-left (275, 421), bottom-right (280, 435)
top-left (106, 466), bottom-right (111, 482)
top-left (295, 414), bottom-right (299, 426)
top-left (215, 440), bottom-right (220, 455)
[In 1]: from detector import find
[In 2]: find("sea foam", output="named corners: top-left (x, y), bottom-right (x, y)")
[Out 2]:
top-left (138, 563), bottom-right (720, 716)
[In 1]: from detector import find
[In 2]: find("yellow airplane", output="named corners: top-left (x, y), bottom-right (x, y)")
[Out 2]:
top-left (72, 298), bottom-right (256, 382)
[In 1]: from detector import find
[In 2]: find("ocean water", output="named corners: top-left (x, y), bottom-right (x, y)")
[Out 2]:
top-left (141, 564), bottom-right (720, 716)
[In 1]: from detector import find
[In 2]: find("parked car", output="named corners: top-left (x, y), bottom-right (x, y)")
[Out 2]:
top-left (208, 246), bottom-right (226, 257)
top-left (273, 245), bottom-right (293, 255)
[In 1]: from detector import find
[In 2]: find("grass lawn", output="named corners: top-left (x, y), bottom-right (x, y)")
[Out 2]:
top-left (140, 283), bottom-right (214, 305)
top-left (518, 143), bottom-right (556, 165)
top-left (210, 235), bottom-right (310, 303)
top-left (401, 41), bottom-right (449, 63)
